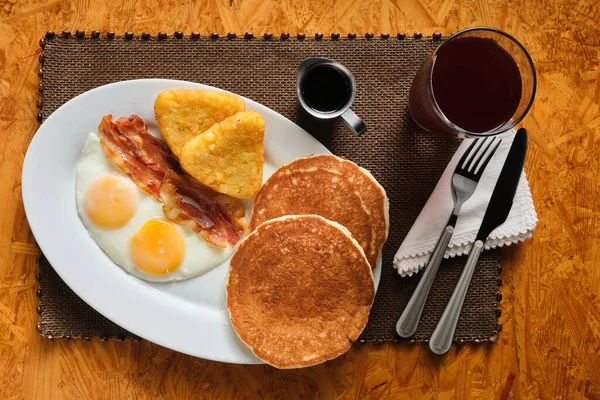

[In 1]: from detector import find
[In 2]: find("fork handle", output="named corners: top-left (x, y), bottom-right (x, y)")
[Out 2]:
top-left (429, 240), bottom-right (484, 355)
top-left (396, 225), bottom-right (454, 338)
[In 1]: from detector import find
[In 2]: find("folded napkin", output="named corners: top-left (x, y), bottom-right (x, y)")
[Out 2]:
top-left (393, 131), bottom-right (537, 277)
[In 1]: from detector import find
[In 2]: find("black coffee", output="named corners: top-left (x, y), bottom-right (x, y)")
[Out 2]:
top-left (301, 64), bottom-right (351, 113)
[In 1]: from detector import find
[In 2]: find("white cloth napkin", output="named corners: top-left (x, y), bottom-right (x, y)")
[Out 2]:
top-left (393, 131), bottom-right (537, 277)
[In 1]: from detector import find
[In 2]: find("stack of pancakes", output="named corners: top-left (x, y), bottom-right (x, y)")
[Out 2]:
top-left (227, 155), bottom-right (389, 368)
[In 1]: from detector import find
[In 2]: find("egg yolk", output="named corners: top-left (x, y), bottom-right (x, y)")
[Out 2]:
top-left (130, 219), bottom-right (185, 275)
top-left (84, 176), bottom-right (138, 228)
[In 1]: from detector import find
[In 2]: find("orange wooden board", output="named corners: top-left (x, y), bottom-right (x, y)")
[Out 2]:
top-left (0, 0), bottom-right (599, 398)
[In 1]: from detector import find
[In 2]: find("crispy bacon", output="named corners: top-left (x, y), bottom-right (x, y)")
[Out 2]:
top-left (160, 171), bottom-right (242, 248)
top-left (99, 114), bottom-right (180, 199)
top-left (98, 114), bottom-right (247, 248)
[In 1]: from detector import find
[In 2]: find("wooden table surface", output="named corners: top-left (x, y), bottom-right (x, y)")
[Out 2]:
top-left (1, 0), bottom-right (599, 399)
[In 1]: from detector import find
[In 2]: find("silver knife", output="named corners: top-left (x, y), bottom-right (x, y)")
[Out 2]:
top-left (429, 128), bottom-right (528, 355)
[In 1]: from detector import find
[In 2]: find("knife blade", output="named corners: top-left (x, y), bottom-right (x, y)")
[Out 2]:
top-left (429, 128), bottom-right (528, 355)
top-left (476, 128), bottom-right (528, 242)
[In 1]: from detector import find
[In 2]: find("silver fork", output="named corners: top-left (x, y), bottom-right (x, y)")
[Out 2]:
top-left (396, 136), bottom-right (502, 338)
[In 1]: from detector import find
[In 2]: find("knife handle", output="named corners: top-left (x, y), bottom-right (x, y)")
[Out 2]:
top-left (396, 225), bottom-right (454, 338)
top-left (429, 240), bottom-right (484, 355)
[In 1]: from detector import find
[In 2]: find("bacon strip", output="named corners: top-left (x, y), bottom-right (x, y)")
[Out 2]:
top-left (98, 114), bottom-right (246, 247)
top-left (160, 171), bottom-right (241, 248)
top-left (99, 114), bottom-right (180, 199)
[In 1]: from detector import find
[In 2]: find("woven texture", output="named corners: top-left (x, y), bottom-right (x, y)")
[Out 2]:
top-left (37, 35), bottom-right (501, 343)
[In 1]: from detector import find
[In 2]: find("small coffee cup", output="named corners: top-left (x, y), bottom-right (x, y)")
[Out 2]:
top-left (297, 57), bottom-right (366, 135)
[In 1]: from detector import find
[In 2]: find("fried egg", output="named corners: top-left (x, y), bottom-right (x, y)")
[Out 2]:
top-left (76, 134), bottom-right (233, 282)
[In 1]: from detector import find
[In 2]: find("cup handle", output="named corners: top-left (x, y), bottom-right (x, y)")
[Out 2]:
top-left (341, 109), bottom-right (366, 136)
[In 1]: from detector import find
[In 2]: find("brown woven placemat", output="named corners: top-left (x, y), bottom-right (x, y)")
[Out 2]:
top-left (35, 32), bottom-right (502, 344)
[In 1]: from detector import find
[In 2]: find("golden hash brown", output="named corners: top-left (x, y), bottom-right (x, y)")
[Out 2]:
top-left (180, 111), bottom-right (265, 199)
top-left (154, 89), bottom-right (246, 155)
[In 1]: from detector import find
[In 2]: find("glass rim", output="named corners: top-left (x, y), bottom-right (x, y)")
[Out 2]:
top-left (428, 26), bottom-right (537, 138)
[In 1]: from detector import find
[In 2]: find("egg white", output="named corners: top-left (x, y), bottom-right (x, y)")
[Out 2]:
top-left (76, 134), bottom-right (233, 282)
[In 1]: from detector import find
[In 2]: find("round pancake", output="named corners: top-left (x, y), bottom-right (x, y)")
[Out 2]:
top-left (250, 168), bottom-right (374, 264)
top-left (227, 215), bottom-right (375, 369)
top-left (280, 155), bottom-right (389, 266)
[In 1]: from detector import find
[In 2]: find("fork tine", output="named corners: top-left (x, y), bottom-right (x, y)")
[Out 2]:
top-left (458, 138), bottom-right (480, 169)
top-left (467, 137), bottom-right (496, 172)
top-left (474, 138), bottom-right (502, 175)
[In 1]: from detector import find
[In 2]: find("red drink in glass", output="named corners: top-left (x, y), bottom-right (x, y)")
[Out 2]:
top-left (409, 27), bottom-right (536, 138)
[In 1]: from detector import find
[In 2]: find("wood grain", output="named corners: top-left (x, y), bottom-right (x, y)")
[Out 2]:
top-left (1, 0), bottom-right (599, 398)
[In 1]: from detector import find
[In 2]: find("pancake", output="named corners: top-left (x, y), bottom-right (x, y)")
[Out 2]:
top-left (250, 168), bottom-right (374, 264)
top-left (279, 155), bottom-right (389, 266)
top-left (250, 155), bottom-right (388, 267)
top-left (227, 215), bottom-right (375, 369)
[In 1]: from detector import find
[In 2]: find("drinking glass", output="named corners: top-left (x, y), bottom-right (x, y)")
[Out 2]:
top-left (408, 27), bottom-right (536, 138)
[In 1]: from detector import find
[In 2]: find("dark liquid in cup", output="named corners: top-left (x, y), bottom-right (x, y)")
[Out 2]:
top-left (432, 36), bottom-right (522, 133)
top-left (301, 64), bottom-right (351, 113)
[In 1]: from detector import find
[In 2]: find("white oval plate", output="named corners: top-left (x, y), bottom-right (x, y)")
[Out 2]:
top-left (22, 79), bottom-right (381, 364)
